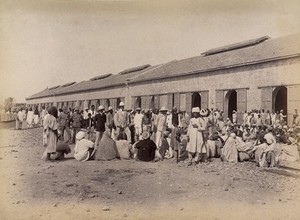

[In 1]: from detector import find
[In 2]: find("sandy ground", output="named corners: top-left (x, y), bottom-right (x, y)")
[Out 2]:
top-left (0, 122), bottom-right (300, 220)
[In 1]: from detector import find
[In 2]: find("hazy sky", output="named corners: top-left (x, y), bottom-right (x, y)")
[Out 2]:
top-left (1, 0), bottom-right (300, 103)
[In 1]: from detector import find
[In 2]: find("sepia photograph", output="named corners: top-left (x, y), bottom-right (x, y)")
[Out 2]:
top-left (1, 0), bottom-right (300, 219)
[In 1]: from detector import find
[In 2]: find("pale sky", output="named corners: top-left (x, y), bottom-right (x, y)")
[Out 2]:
top-left (1, 0), bottom-right (300, 103)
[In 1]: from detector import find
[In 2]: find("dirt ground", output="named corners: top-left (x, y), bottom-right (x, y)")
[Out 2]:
top-left (0, 122), bottom-right (300, 220)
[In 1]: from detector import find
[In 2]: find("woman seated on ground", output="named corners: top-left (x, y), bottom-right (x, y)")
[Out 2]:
top-left (277, 129), bottom-right (300, 162)
top-left (115, 133), bottom-right (133, 160)
top-left (134, 131), bottom-right (158, 162)
top-left (41, 133), bottom-right (71, 160)
top-left (94, 130), bottom-right (119, 161)
top-left (235, 135), bottom-right (255, 162)
top-left (280, 136), bottom-right (300, 162)
top-left (74, 131), bottom-right (95, 161)
top-left (221, 133), bottom-right (239, 163)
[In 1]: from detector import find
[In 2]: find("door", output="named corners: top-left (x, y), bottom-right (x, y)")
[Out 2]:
top-left (261, 87), bottom-right (272, 112)
top-left (186, 92), bottom-right (192, 115)
top-left (287, 85), bottom-right (300, 125)
top-left (200, 91), bottom-right (209, 110)
top-left (215, 90), bottom-right (224, 111)
top-left (237, 89), bottom-right (247, 123)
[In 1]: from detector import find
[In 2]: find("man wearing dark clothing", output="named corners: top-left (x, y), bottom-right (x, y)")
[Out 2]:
top-left (85, 113), bottom-right (94, 140)
top-left (135, 131), bottom-right (157, 162)
top-left (94, 105), bottom-right (106, 146)
top-left (70, 106), bottom-right (83, 144)
top-left (170, 107), bottom-right (180, 163)
top-left (58, 106), bottom-right (71, 143)
top-left (172, 110), bottom-right (179, 127)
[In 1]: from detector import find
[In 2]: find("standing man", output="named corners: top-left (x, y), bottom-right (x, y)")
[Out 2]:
top-left (58, 106), bottom-right (71, 143)
top-left (279, 109), bottom-right (287, 125)
top-left (170, 106), bottom-right (181, 163)
top-left (261, 109), bottom-right (267, 125)
top-left (250, 113), bottom-right (257, 127)
top-left (232, 110), bottom-right (237, 124)
top-left (40, 106), bottom-right (46, 127)
top-left (105, 106), bottom-right (114, 133)
top-left (293, 109), bottom-right (300, 126)
top-left (199, 109), bottom-right (209, 161)
top-left (257, 114), bottom-right (263, 128)
top-left (155, 106), bottom-right (168, 149)
top-left (180, 109), bottom-right (190, 132)
top-left (16, 108), bottom-right (24, 130)
top-left (142, 109), bottom-right (152, 132)
top-left (89, 105), bottom-right (96, 118)
top-left (113, 102), bottom-right (131, 142)
top-left (94, 105), bottom-right (106, 146)
top-left (134, 107), bottom-right (143, 141)
top-left (151, 109), bottom-right (159, 140)
top-left (22, 108), bottom-right (27, 129)
top-left (70, 106), bottom-right (83, 144)
top-left (88, 104), bottom-right (96, 140)
top-left (83, 107), bottom-right (89, 127)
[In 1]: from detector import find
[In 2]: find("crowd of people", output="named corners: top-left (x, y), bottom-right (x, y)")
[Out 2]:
top-left (14, 106), bottom-right (43, 130)
top-left (17, 102), bottom-right (300, 167)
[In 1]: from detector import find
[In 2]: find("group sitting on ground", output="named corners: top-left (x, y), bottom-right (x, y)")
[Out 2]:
top-left (39, 102), bottom-right (300, 167)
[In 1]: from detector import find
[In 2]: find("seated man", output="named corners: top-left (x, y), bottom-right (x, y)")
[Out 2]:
top-left (134, 131), bottom-right (157, 162)
top-left (41, 133), bottom-right (71, 161)
top-left (211, 131), bottom-right (225, 157)
top-left (249, 126), bottom-right (276, 167)
top-left (74, 131), bottom-right (95, 161)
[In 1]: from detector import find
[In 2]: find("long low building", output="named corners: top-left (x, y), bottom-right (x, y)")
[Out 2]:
top-left (26, 33), bottom-right (300, 124)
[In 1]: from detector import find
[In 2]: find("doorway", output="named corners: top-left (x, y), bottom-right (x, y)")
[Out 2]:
top-left (273, 86), bottom-right (287, 114)
top-left (226, 90), bottom-right (237, 121)
top-left (192, 92), bottom-right (201, 109)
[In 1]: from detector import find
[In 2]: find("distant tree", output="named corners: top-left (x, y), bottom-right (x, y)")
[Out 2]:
top-left (4, 97), bottom-right (14, 112)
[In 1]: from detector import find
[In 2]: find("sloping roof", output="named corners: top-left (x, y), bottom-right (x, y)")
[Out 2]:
top-left (128, 33), bottom-right (300, 84)
top-left (26, 82), bottom-right (76, 100)
top-left (55, 65), bottom-right (156, 96)
top-left (26, 86), bottom-right (62, 100)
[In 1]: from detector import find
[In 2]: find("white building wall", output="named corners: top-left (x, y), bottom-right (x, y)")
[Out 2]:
top-left (129, 57), bottom-right (300, 111)
top-left (26, 57), bottom-right (300, 117)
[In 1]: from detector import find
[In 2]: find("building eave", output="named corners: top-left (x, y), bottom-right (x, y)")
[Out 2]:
top-left (127, 53), bottom-right (300, 85)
